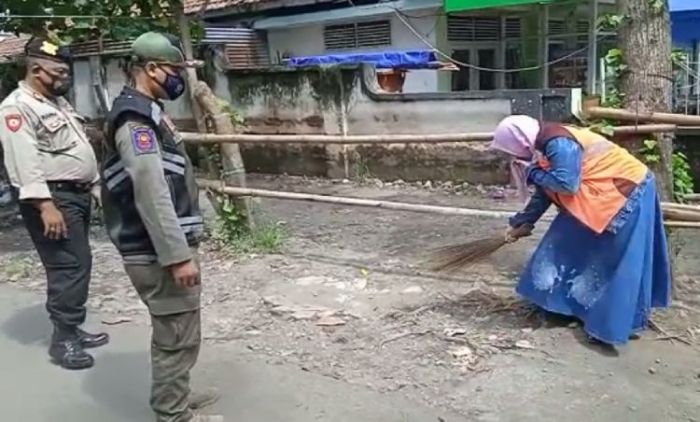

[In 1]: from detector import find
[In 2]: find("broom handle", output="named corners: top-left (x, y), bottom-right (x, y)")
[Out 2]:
top-left (511, 223), bottom-right (535, 239)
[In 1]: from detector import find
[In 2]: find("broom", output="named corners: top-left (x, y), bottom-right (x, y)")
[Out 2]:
top-left (426, 223), bottom-right (534, 273)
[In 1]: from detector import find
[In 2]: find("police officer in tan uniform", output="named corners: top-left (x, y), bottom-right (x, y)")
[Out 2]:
top-left (0, 38), bottom-right (109, 370)
top-left (101, 32), bottom-right (221, 422)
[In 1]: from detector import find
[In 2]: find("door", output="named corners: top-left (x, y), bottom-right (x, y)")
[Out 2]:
top-left (450, 44), bottom-right (502, 91)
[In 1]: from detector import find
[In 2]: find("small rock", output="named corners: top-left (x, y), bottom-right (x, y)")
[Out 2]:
top-left (451, 346), bottom-right (473, 358)
top-left (649, 367), bottom-right (657, 375)
top-left (101, 316), bottom-right (132, 325)
top-left (475, 386), bottom-right (483, 393)
top-left (402, 285), bottom-right (423, 294)
top-left (424, 181), bottom-right (432, 189)
top-left (290, 309), bottom-right (321, 320)
top-left (655, 358), bottom-right (661, 364)
top-left (515, 340), bottom-right (535, 349)
top-left (568, 322), bottom-right (579, 328)
top-left (342, 179), bottom-right (350, 184)
top-left (628, 405), bottom-right (638, 412)
top-left (444, 328), bottom-right (467, 337)
top-left (608, 372), bottom-right (614, 377)
top-left (521, 328), bottom-right (534, 334)
top-left (316, 316), bottom-right (346, 327)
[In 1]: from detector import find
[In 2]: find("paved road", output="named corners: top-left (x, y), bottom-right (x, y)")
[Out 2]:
top-left (0, 285), bottom-right (464, 422)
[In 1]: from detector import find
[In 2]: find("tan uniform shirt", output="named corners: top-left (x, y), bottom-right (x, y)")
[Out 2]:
top-left (0, 81), bottom-right (99, 200)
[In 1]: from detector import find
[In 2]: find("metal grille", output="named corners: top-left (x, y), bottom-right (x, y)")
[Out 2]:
top-left (504, 17), bottom-right (522, 39)
top-left (447, 16), bottom-right (501, 42)
top-left (69, 40), bottom-right (133, 57)
top-left (548, 19), bottom-right (567, 37)
top-left (324, 20), bottom-right (391, 51)
top-left (576, 20), bottom-right (590, 34)
top-left (204, 27), bottom-right (270, 69)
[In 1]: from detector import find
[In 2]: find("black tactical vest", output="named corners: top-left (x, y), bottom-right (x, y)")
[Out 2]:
top-left (102, 86), bottom-right (202, 260)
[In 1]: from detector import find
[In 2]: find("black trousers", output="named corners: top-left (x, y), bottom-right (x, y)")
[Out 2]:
top-left (19, 189), bottom-right (93, 330)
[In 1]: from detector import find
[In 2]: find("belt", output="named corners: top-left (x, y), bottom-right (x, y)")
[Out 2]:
top-left (47, 181), bottom-right (92, 193)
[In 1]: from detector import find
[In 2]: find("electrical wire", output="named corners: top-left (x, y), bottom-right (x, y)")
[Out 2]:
top-left (392, 9), bottom-right (608, 74)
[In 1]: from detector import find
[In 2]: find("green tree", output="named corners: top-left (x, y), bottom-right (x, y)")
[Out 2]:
top-left (1, 0), bottom-right (186, 42)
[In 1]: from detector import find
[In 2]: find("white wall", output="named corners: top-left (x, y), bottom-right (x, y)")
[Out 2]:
top-left (70, 58), bottom-right (191, 120)
top-left (265, 8), bottom-right (441, 93)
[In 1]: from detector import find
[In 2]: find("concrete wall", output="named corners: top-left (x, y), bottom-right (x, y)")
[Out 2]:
top-left (71, 58), bottom-right (193, 120)
top-left (220, 65), bottom-right (575, 184)
top-left (64, 57), bottom-right (574, 186)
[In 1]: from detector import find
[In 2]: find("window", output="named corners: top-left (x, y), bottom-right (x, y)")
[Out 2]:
top-left (324, 20), bottom-right (391, 51)
top-left (548, 19), bottom-right (566, 37)
top-left (504, 17), bottom-right (523, 39)
top-left (447, 16), bottom-right (501, 42)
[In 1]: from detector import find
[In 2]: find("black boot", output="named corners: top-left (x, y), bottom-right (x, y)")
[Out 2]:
top-left (49, 326), bottom-right (94, 370)
top-left (76, 328), bottom-right (110, 349)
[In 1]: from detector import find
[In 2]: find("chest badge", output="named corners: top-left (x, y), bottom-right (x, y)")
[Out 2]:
top-left (4, 114), bottom-right (22, 132)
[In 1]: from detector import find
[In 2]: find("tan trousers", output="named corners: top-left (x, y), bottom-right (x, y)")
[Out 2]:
top-left (125, 255), bottom-right (201, 422)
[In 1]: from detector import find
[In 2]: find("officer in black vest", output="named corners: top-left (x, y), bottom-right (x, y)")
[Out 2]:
top-left (101, 32), bottom-right (221, 422)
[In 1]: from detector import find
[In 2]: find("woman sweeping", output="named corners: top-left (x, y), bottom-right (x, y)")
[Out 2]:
top-left (491, 115), bottom-right (672, 346)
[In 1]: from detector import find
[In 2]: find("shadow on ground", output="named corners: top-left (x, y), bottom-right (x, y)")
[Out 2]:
top-left (82, 351), bottom-right (152, 421)
top-left (0, 303), bottom-right (51, 346)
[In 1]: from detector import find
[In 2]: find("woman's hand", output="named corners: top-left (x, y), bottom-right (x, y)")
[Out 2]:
top-left (504, 227), bottom-right (519, 243)
top-left (504, 224), bottom-right (534, 243)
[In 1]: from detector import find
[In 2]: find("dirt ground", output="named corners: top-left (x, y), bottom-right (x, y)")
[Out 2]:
top-left (1, 174), bottom-right (700, 421)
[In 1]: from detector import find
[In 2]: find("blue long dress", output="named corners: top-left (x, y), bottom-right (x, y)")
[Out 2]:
top-left (509, 137), bottom-right (672, 345)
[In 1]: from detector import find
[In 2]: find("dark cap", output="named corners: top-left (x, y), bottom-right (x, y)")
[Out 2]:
top-left (131, 32), bottom-right (202, 67)
top-left (24, 37), bottom-right (72, 64)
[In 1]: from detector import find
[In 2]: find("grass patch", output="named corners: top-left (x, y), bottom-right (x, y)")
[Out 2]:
top-left (209, 194), bottom-right (287, 255)
top-left (2, 257), bottom-right (34, 282)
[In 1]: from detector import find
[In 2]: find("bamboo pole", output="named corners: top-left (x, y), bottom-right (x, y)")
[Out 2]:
top-left (612, 124), bottom-right (676, 134)
top-left (586, 106), bottom-right (700, 126)
top-left (662, 208), bottom-right (700, 222)
top-left (664, 221), bottom-right (700, 228)
top-left (661, 202), bottom-right (700, 212)
top-left (198, 179), bottom-right (700, 228)
top-left (197, 179), bottom-right (516, 219)
top-left (180, 124), bottom-right (675, 145)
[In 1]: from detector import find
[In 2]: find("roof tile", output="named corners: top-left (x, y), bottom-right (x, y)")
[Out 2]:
top-left (0, 35), bottom-right (30, 62)
top-left (183, 0), bottom-right (268, 15)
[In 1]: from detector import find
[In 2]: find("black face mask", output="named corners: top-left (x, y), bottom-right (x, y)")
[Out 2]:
top-left (38, 66), bottom-right (72, 97)
top-left (152, 66), bottom-right (185, 100)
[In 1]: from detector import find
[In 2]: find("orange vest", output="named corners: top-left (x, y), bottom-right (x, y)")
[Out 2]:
top-left (536, 124), bottom-right (648, 234)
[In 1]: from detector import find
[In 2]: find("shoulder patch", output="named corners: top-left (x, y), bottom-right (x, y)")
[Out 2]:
top-left (130, 126), bottom-right (158, 155)
top-left (4, 113), bottom-right (22, 132)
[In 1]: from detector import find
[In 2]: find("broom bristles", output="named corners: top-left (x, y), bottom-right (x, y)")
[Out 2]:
top-left (427, 236), bottom-right (506, 272)
top-left (426, 224), bottom-right (534, 273)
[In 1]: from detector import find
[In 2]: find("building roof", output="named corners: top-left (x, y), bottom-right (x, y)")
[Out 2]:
top-left (0, 35), bottom-right (30, 63)
top-left (183, 0), bottom-right (267, 15)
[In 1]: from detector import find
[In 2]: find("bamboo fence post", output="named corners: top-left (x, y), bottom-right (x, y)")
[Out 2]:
top-left (586, 106), bottom-right (700, 126)
top-left (179, 124), bottom-right (675, 145)
top-left (197, 179), bottom-right (700, 228)
top-left (193, 82), bottom-right (253, 226)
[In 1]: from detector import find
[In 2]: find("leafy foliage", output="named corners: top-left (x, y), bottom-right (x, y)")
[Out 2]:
top-left (600, 43), bottom-right (695, 201)
top-left (209, 193), bottom-right (286, 254)
top-left (1, 0), bottom-right (203, 43)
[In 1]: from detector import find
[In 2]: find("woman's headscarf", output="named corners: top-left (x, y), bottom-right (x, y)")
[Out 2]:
top-left (490, 115), bottom-right (541, 202)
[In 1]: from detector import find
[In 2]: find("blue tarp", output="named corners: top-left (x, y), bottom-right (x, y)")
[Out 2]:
top-left (671, 9), bottom-right (700, 45)
top-left (670, 0), bottom-right (697, 12)
top-left (286, 50), bottom-right (440, 69)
